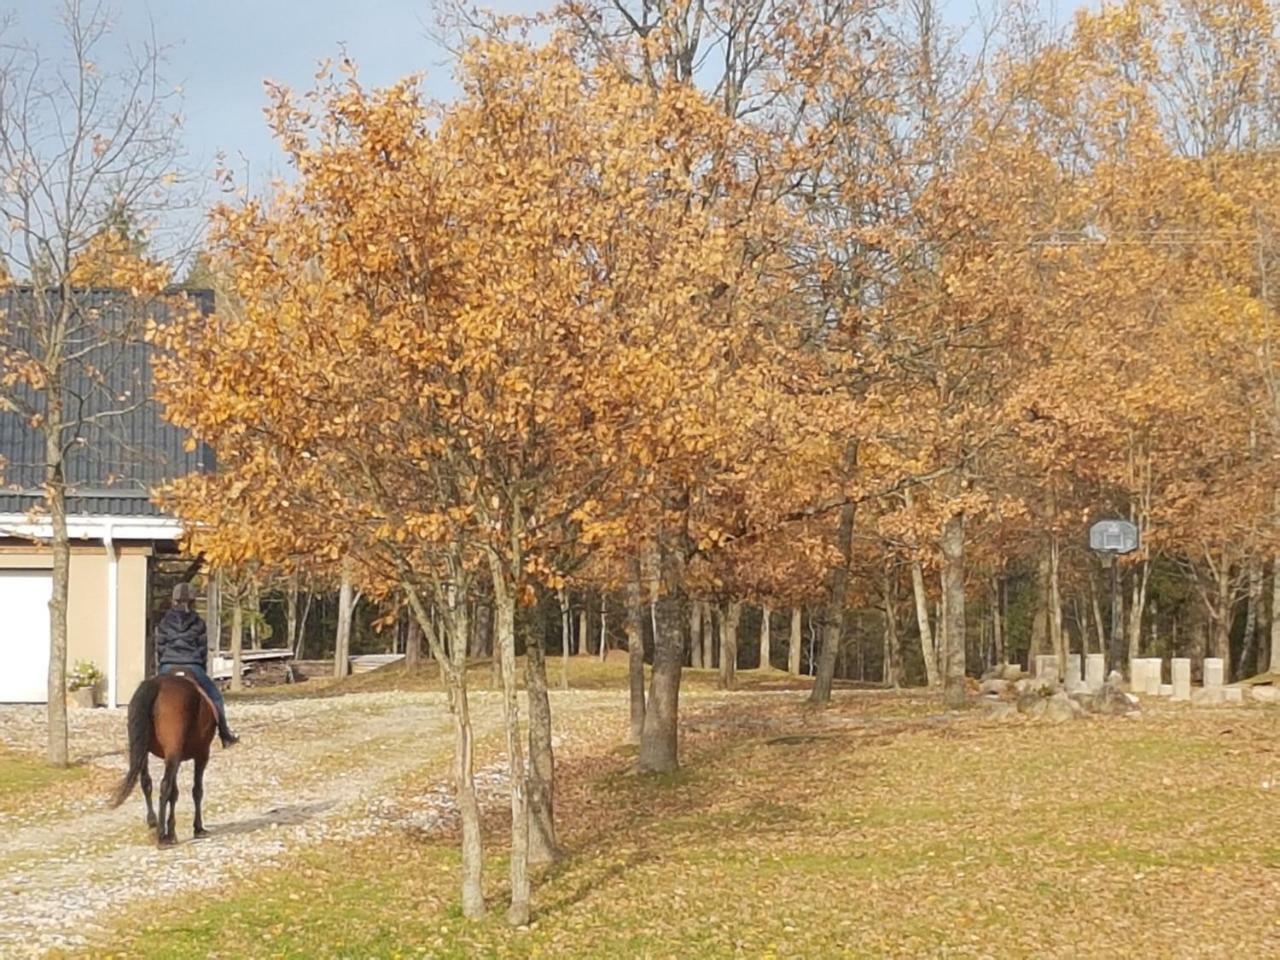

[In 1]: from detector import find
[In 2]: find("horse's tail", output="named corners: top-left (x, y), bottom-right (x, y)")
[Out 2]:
top-left (111, 678), bottom-right (159, 808)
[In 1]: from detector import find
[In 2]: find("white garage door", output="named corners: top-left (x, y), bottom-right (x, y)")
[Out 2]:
top-left (0, 570), bottom-right (52, 703)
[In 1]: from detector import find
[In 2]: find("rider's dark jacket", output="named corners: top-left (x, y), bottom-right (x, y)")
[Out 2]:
top-left (154, 608), bottom-right (208, 669)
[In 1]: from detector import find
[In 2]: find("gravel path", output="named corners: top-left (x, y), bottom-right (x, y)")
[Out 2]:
top-left (0, 688), bottom-right (627, 957)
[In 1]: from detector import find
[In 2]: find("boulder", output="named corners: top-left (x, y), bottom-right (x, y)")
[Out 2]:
top-left (984, 701), bottom-right (1018, 721)
top-left (1249, 685), bottom-right (1279, 704)
top-left (1044, 692), bottom-right (1076, 723)
top-left (1016, 692), bottom-right (1048, 718)
top-left (1000, 663), bottom-right (1024, 681)
top-left (1094, 682), bottom-right (1139, 715)
top-left (980, 678), bottom-right (1011, 697)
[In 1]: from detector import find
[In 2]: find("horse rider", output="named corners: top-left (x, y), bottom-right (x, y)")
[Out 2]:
top-left (155, 582), bottom-right (239, 748)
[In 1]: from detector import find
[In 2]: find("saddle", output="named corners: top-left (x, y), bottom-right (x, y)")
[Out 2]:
top-left (168, 670), bottom-right (220, 722)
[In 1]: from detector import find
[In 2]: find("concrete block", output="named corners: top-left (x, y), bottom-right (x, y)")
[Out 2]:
top-left (1204, 658), bottom-right (1225, 689)
top-left (1144, 658), bottom-right (1161, 695)
top-left (1158, 683), bottom-right (1173, 697)
top-left (1172, 658), bottom-right (1191, 701)
top-left (1224, 687), bottom-right (1244, 703)
top-left (1066, 654), bottom-right (1083, 692)
top-left (1086, 654), bottom-right (1106, 693)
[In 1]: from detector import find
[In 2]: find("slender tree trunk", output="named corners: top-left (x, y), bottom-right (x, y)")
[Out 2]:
top-left (638, 551), bottom-right (684, 773)
top-left (788, 607), bottom-right (802, 675)
top-left (1127, 559), bottom-right (1151, 664)
top-left (1088, 565), bottom-right (1106, 657)
top-left (248, 576), bottom-right (261, 650)
top-left (883, 568), bottom-right (901, 688)
top-left (702, 602), bottom-right (715, 669)
top-left (1238, 557), bottom-right (1262, 678)
top-left (525, 611), bottom-right (558, 867)
top-left (1030, 546), bottom-right (1049, 663)
top-left (992, 576), bottom-right (1005, 664)
top-left (940, 511), bottom-right (967, 708)
top-left (490, 570), bottom-right (529, 926)
top-left (910, 561), bottom-right (938, 687)
top-left (599, 594), bottom-right (608, 662)
top-left (208, 571), bottom-right (223, 660)
top-left (285, 572), bottom-right (300, 656)
top-left (230, 599), bottom-right (244, 693)
top-left (558, 587), bottom-right (570, 690)
top-left (405, 616), bottom-right (422, 670)
top-left (577, 600), bottom-right (590, 657)
top-left (45, 434), bottom-right (70, 766)
top-left (759, 605), bottom-right (771, 670)
top-left (1049, 534), bottom-right (1066, 677)
top-left (409, 581), bottom-right (484, 920)
top-left (689, 601), bottom-right (704, 669)
top-left (626, 561), bottom-right (646, 743)
top-left (811, 444), bottom-right (858, 704)
top-left (718, 600), bottom-right (741, 690)
top-left (1271, 554), bottom-right (1280, 673)
top-left (334, 561), bottom-right (354, 679)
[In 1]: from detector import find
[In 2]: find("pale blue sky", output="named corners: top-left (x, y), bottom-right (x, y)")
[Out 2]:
top-left (1, 0), bottom-right (1086, 232)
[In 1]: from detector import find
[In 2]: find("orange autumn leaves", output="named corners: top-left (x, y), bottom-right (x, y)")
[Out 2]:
top-left (152, 37), bottom-right (802, 595)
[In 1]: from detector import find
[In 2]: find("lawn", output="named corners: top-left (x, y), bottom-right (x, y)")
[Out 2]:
top-left (69, 693), bottom-right (1280, 959)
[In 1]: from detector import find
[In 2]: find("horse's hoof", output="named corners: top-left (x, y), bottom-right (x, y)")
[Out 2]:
top-left (146, 816), bottom-right (157, 829)
top-left (193, 828), bottom-right (209, 839)
top-left (157, 835), bottom-right (175, 848)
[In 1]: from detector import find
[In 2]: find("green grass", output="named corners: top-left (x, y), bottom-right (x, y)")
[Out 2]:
top-left (69, 698), bottom-right (1280, 959)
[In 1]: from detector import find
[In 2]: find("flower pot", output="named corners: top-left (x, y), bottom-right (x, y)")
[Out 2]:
top-left (70, 685), bottom-right (98, 709)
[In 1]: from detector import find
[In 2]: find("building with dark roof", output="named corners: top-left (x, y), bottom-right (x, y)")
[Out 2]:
top-left (0, 287), bottom-right (214, 705)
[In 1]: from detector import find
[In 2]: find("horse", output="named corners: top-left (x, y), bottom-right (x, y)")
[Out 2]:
top-left (111, 672), bottom-right (218, 846)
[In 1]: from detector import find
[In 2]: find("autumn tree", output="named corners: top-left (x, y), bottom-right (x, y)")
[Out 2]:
top-left (0, 1), bottom-right (189, 765)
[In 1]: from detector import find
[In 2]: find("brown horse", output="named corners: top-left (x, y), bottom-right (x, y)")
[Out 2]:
top-left (111, 672), bottom-right (217, 845)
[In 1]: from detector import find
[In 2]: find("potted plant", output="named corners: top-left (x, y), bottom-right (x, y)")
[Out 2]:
top-left (68, 660), bottom-right (104, 708)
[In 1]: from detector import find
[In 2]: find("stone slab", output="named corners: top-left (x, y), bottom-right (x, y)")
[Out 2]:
top-left (1172, 658), bottom-right (1191, 701)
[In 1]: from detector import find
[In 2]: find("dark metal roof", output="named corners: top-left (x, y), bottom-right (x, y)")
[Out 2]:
top-left (0, 287), bottom-right (215, 518)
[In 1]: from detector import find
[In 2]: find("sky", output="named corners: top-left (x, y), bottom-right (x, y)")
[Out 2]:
top-left (1, 0), bottom-right (1085, 241)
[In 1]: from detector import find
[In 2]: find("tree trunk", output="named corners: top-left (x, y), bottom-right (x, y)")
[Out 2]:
top-left (525, 614), bottom-right (558, 867)
top-left (285, 572), bottom-right (300, 656)
top-left (626, 562), bottom-right (646, 743)
top-left (334, 561), bottom-right (353, 679)
top-left (1238, 557), bottom-right (1262, 678)
top-left (577, 600), bottom-right (590, 657)
top-left (1030, 546), bottom-right (1049, 663)
top-left (1087, 566), bottom-right (1106, 657)
top-left (598, 594), bottom-right (608, 662)
top-left (230, 599), bottom-right (244, 693)
top-left (689, 601), bottom-right (704, 669)
top-left (638, 553), bottom-right (684, 772)
top-left (702, 602), bottom-right (715, 669)
top-left (411, 583), bottom-right (485, 920)
top-left (991, 576), bottom-right (1005, 664)
top-left (1272, 555), bottom-right (1280, 673)
top-left (248, 576), bottom-right (261, 651)
top-left (883, 568), bottom-right (901, 688)
top-left (718, 600), bottom-right (740, 690)
top-left (759, 605), bottom-right (771, 670)
top-left (940, 511), bottom-right (967, 709)
top-left (46, 441), bottom-right (69, 767)
top-left (405, 615), bottom-right (422, 670)
top-left (810, 445), bottom-right (857, 704)
top-left (910, 561), bottom-right (938, 687)
top-left (788, 607), bottom-right (802, 675)
top-left (1049, 534), bottom-right (1066, 677)
top-left (490, 572), bottom-right (530, 926)
top-left (558, 587), bottom-right (570, 690)
top-left (1127, 559), bottom-right (1151, 665)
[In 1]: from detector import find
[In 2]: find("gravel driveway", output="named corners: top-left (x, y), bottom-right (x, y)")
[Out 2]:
top-left (0, 688), bottom-right (627, 957)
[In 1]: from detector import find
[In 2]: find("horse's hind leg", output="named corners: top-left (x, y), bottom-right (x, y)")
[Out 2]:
top-left (192, 751), bottom-right (209, 839)
top-left (140, 760), bottom-right (157, 830)
top-left (158, 757), bottom-right (180, 847)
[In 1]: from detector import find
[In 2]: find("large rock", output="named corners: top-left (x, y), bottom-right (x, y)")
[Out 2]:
top-left (1250, 685), bottom-right (1280, 704)
top-left (1017, 692), bottom-right (1049, 718)
top-left (1044, 692), bottom-right (1078, 723)
top-left (984, 701), bottom-right (1018, 721)
top-left (1000, 663), bottom-right (1024, 681)
top-left (1093, 682), bottom-right (1139, 715)
top-left (980, 678), bottom-right (1011, 697)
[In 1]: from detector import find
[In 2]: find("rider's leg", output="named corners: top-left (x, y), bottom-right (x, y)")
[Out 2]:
top-left (186, 665), bottom-right (238, 745)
